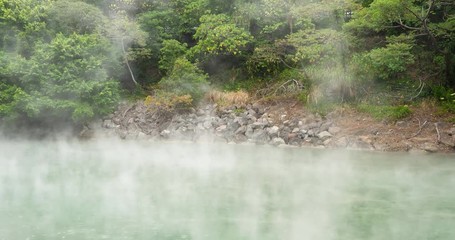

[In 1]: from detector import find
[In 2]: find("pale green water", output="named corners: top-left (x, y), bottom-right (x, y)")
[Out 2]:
top-left (1, 140), bottom-right (455, 240)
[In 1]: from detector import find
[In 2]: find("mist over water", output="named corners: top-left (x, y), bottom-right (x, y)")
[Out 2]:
top-left (1, 139), bottom-right (455, 240)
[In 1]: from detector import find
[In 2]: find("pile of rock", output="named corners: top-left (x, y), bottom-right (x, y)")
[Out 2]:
top-left (100, 102), bottom-right (343, 148)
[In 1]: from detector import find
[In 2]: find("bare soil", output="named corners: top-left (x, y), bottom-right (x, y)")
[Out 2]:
top-left (259, 98), bottom-right (455, 153)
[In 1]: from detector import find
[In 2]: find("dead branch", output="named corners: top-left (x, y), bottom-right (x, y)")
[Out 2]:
top-left (409, 77), bottom-right (425, 101)
top-left (434, 122), bottom-right (441, 143)
top-left (408, 118), bottom-right (427, 139)
top-left (122, 104), bottom-right (135, 119)
top-left (255, 79), bottom-right (304, 98)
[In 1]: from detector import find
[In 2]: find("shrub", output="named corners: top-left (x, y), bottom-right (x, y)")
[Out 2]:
top-left (363, 42), bottom-right (415, 81)
top-left (206, 90), bottom-right (249, 107)
top-left (431, 85), bottom-right (455, 113)
top-left (144, 93), bottom-right (193, 112)
top-left (158, 57), bottom-right (209, 103)
top-left (159, 39), bottom-right (188, 73)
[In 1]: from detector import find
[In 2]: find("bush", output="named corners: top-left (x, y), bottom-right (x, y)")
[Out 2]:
top-left (158, 57), bottom-right (209, 103)
top-left (159, 39), bottom-right (188, 73)
top-left (144, 93), bottom-right (193, 112)
top-left (431, 85), bottom-right (455, 113)
top-left (363, 42), bottom-right (415, 81)
top-left (1, 33), bottom-right (120, 125)
top-left (206, 90), bottom-right (249, 107)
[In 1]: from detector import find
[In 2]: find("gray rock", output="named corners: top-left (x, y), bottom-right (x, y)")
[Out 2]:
top-left (137, 132), bottom-right (148, 140)
top-left (252, 121), bottom-right (267, 129)
top-left (203, 121), bottom-right (212, 129)
top-left (245, 125), bottom-right (254, 138)
top-left (323, 138), bottom-right (332, 146)
top-left (317, 131), bottom-right (332, 140)
top-left (160, 130), bottom-right (171, 138)
top-left (271, 137), bottom-right (286, 146)
top-left (328, 126), bottom-right (341, 135)
top-left (216, 125), bottom-right (227, 132)
top-left (291, 127), bottom-right (300, 133)
top-left (235, 126), bottom-right (247, 135)
top-left (307, 122), bottom-right (321, 129)
top-left (307, 129), bottom-right (315, 137)
top-left (334, 137), bottom-right (348, 148)
top-left (247, 109), bottom-right (257, 117)
top-left (102, 119), bottom-right (118, 129)
top-left (320, 121), bottom-right (333, 132)
top-left (268, 126), bottom-right (280, 135)
top-left (196, 109), bottom-right (205, 116)
top-left (422, 143), bottom-right (438, 153)
top-left (349, 139), bottom-right (373, 150)
top-left (251, 129), bottom-right (270, 144)
top-left (227, 122), bottom-right (241, 131)
top-left (233, 116), bottom-right (248, 126)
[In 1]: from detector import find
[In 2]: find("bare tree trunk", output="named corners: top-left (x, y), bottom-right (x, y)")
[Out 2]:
top-left (121, 37), bottom-right (138, 86)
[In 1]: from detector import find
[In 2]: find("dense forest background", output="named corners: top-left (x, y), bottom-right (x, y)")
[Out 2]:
top-left (0, 0), bottom-right (454, 128)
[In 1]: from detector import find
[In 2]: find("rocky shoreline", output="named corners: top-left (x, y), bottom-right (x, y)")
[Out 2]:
top-left (98, 101), bottom-right (455, 153)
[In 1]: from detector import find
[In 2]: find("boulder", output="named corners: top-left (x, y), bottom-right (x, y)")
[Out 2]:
top-left (271, 137), bottom-right (286, 146)
top-left (268, 126), bottom-right (280, 135)
top-left (291, 127), bottom-right (300, 133)
top-left (216, 125), bottom-right (227, 132)
top-left (422, 142), bottom-right (439, 153)
top-left (328, 126), bottom-right (341, 135)
top-left (160, 130), bottom-right (171, 138)
top-left (317, 131), bottom-right (332, 140)
top-left (235, 126), bottom-right (247, 135)
top-left (334, 137), bottom-right (348, 148)
top-left (251, 129), bottom-right (270, 144)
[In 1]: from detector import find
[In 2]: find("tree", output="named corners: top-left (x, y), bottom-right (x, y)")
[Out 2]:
top-left (192, 14), bottom-right (253, 57)
top-left (159, 39), bottom-right (188, 73)
top-left (5, 33), bottom-right (120, 125)
top-left (46, 0), bottom-right (107, 35)
top-left (345, 0), bottom-right (455, 87)
top-left (158, 57), bottom-right (208, 102)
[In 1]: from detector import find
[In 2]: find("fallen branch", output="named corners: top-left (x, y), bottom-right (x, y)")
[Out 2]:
top-left (408, 119), bottom-right (427, 139)
top-left (434, 122), bottom-right (441, 143)
top-left (122, 104), bottom-right (135, 119)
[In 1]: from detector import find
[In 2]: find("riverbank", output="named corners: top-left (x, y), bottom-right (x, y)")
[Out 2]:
top-left (96, 99), bottom-right (455, 153)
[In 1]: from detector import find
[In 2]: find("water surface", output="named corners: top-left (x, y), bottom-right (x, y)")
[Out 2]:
top-left (1, 140), bottom-right (454, 240)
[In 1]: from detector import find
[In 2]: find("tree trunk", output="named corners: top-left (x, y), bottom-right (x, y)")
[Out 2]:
top-left (445, 51), bottom-right (455, 89)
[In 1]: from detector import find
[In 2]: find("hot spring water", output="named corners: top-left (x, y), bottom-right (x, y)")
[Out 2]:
top-left (1, 139), bottom-right (454, 240)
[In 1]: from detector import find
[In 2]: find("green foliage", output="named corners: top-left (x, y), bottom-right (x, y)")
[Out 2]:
top-left (138, 9), bottom-right (182, 52)
top-left (158, 57), bottom-right (208, 102)
top-left (46, 0), bottom-right (107, 35)
top-left (357, 104), bottom-right (412, 120)
top-left (222, 78), bottom-right (262, 92)
top-left (431, 85), bottom-right (455, 113)
top-left (159, 39), bottom-right (188, 73)
top-left (282, 28), bottom-right (346, 65)
top-left (246, 43), bottom-right (283, 76)
top-left (366, 42), bottom-right (415, 80)
top-left (0, 82), bottom-right (26, 118)
top-left (192, 14), bottom-right (252, 56)
top-left (4, 33), bottom-right (120, 124)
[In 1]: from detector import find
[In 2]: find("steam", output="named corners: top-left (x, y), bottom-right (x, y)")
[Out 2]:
top-left (1, 139), bottom-right (454, 239)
